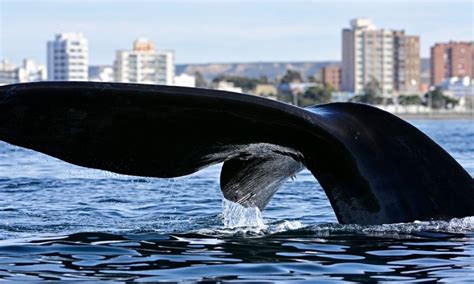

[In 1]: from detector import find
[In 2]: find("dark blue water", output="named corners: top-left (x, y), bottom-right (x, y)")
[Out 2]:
top-left (0, 120), bottom-right (473, 282)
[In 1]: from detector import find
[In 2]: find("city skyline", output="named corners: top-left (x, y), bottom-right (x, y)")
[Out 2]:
top-left (1, 1), bottom-right (472, 65)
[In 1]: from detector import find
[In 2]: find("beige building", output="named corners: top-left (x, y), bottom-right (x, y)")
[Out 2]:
top-left (342, 18), bottom-right (420, 95)
top-left (114, 38), bottom-right (175, 85)
top-left (394, 31), bottom-right (421, 94)
top-left (253, 83), bottom-right (277, 97)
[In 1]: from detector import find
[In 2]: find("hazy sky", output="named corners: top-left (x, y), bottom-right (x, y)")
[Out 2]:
top-left (1, 0), bottom-right (473, 65)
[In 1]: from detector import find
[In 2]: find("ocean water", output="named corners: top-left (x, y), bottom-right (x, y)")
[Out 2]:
top-left (0, 119), bottom-right (473, 282)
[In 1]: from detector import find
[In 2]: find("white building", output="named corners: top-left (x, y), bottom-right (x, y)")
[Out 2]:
top-left (278, 82), bottom-right (319, 95)
top-left (88, 66), bottom-right (114, 82)
top-left (441, 76), bottom-right (473, 98)
top-left (215, 81), bottom-right (243, 93)
top-left (174, 73), bottom-right (196, 87)
top-left (0, 60), bottom-right (18, 85)
top-left (331, 91), bottom-right (355, 102)
top-left (114, 38), bottom-right (175, 85)
top-left (0, 59), bottom-right (47, 85)
top-left (47, 33), bottom-right (88, 81)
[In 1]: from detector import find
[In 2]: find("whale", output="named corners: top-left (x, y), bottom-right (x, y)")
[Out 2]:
top-left (0, 81), bottom-right (472, 225)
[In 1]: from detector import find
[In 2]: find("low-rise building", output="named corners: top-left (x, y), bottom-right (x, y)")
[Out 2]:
top-left (252, 83), bottom-right (277, 97)
top-left (278, 82), bottom-right (319, 95)
top-left (88, 65), bottom-right (114, 82)
top-left (321, 65), bottom-right (341, 90)
top-left (0, 60), bottom-right (18, 85)
top-left (0, 59), bottom-right (46, 85)
top-left (440, 76), bottom-right (473, 98)
top-left (174, 73), bottom-right (196, 87)
top-left (331, 91), bottom-right (355, 102)
top-left (215, 81), bottom-right (243, 93)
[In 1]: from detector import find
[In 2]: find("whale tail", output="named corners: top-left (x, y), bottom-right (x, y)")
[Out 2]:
top-left (0, 82), bottom-right (473, 225)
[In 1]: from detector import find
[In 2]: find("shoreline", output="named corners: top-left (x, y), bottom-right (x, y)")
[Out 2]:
top-left (395, 112), bottom-right (474, 120)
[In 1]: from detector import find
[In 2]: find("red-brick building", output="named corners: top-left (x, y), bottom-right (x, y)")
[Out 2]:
top-left (321, 65), bottom-right (341, 91)
top-left (430, 41), bottom-right (474, 86)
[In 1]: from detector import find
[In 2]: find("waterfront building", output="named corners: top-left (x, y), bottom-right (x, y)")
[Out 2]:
top-left (47, 33), bottom-right (88, 81)
top-left (215, 81), bottom-right (243, 93)
top-left (440, 76), bottom-right (473, 98)
top-left (341, 18), bottom-right (420, 95)
top-left (321, 65), bottom-right (341, 90)
top-left (0, 59), bottom-right (46, 85)
top-left (174, 73), bottom-right (196, 87)
top-left (0, 60), bottom-right (19, 85)
top-left (114, 38), bottom-right (175, 85)
top-left (278, 82), bottom-right (319, 95)
top-left (330, 91), bottom-right (355, 102)
top-left (253, 83), bottom-right (277, 97)
top-left (430, 41), bottom-right (474, 86)
top-left (88, 66), bottom-right (114, 82)
top-left (393, 31), bottom-right (421, 94)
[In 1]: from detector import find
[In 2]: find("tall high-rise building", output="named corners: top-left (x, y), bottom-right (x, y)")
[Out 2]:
top-left (430, 41), bottom-right (474, 86)
top-left (114, 38), bottom-right (175, 85)
top-left (48, 33), bottom-right (89, 81)
top-left (394, 32), bottom-right (421, 94)
top-left (341, 18), bottom-right (420, 95)
top-left (0, 59), bottom-right (47, 85)
top-left (47, 33), bottom-right (88, 81)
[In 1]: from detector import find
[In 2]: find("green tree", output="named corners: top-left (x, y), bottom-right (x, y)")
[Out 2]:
top-left (299, 85), bottom-right (333, 107)
top-left (259, 75), bottom-right (269, 84)
top-left (363, 77), bottom-right (382, 103)
top-left (276, 92), bottom-right (293, 104)
top-left (280, 69), bottom-right (303, 84)
top-left (398, 95), bottom-right (422, 105)
top-left (351, 77), bottom-right (383, 104)
top-left (194, 71), bottom-right (208, 88)
top-left (212, 75), bottom-right (262, 92)
top-left (424, 87), bottom-right (459, 109)
top-left (307, 75), bottom-right (320, 83)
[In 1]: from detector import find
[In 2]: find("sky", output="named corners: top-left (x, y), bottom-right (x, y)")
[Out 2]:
top-left (0, 0), bottom-right (473, 65)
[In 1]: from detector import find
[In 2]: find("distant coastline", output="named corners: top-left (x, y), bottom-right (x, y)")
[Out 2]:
top-left (175, 58), bottom-right (431, 81)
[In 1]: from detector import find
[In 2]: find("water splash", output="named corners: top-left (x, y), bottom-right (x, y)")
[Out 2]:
top-left (222, 199), bottom-right (267, 230)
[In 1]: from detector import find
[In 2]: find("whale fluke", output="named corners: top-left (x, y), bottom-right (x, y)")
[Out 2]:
top-left (0, 82), bottom-right (472, 225)
top-left (220, 144), bottom-right (303, 210)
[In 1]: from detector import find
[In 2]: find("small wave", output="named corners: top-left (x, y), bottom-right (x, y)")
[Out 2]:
top-left (300, 216), bottom-right (474, 236)
top-left (195, 215), bottom-right (474, 239)
top-left (268, 220), bottom-right (305, 233)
